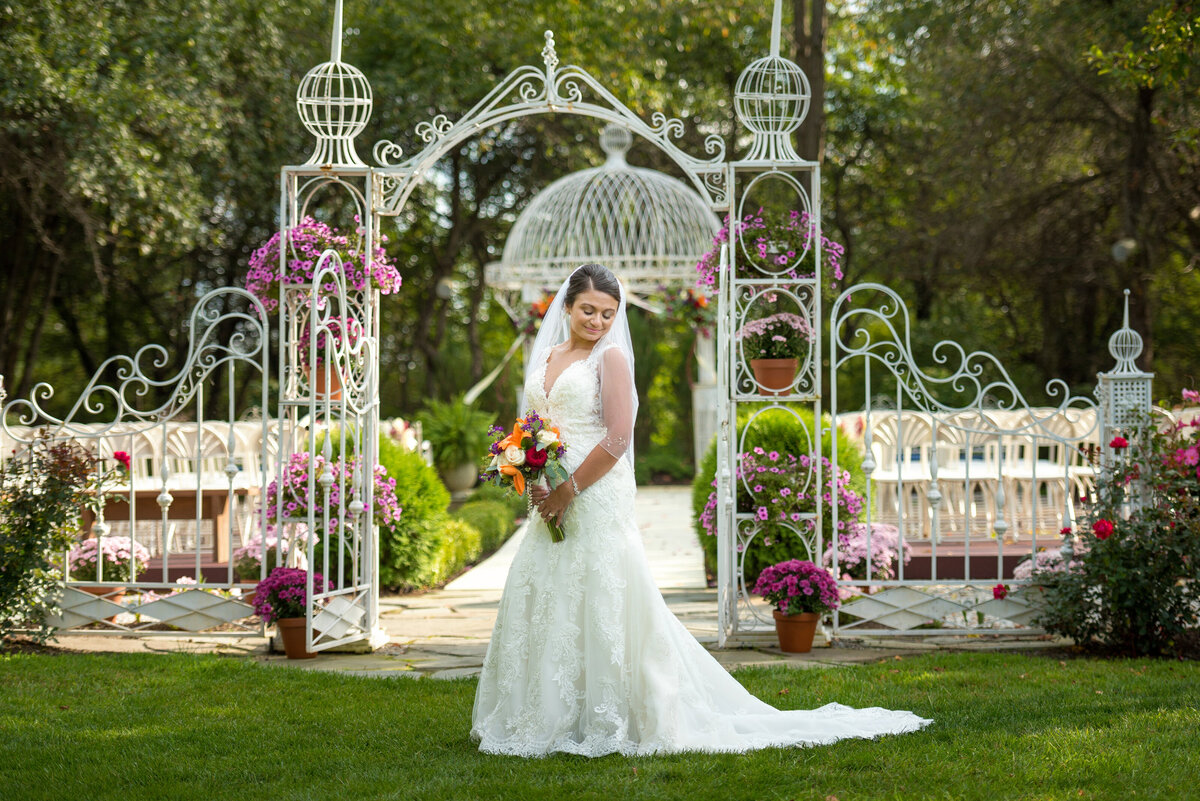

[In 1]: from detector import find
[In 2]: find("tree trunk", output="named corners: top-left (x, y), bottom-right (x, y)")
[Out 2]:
top-left (792, 0), bottom-right (826, 164)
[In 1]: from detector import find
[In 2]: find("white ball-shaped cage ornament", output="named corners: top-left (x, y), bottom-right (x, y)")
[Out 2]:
top-left (734, 54), bottom-right (811, 162)
top-left (296, 60), bottom-right (373, 167)
top-left (1108, 293), bottom-right (1146, 375)
top-left (486, 124), bottom-right (719, 296)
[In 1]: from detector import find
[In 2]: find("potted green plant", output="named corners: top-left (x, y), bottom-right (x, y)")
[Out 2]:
top-left (418, 398), bottom-right (496, 493)
top-left (752, 559), bottom-right (840, 653)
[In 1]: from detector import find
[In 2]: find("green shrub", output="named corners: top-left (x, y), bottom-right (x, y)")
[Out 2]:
top-left (1034, 405), bottom-right (1200, 657)
top-left (635, 448), bottom-right (696, 485)
top-left (421, 519), bottom-right (482, 587)
top-left (376, 437), bottom-right (452, 589)
top-left (452, 500), bottom-right (517, 553)
top-left (471, 481), bottom-right (526, 518)
top-left (1, 438), bottom-right (96, 643)
top-left (690, 405), bottom-right (865, 584)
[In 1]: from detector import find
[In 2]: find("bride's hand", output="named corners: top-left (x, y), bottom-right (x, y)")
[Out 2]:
top-left (535, 483), bottom-right (571, 526)
top-left (529, 484), bottom-right (549, 505)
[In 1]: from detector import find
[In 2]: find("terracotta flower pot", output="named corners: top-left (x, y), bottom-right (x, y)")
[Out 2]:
top-left (275, 617), bottom-right (317, 659)
top-left (772, 610), bottom-right (820, 653)
top-left (302, 363), bottom-right (343, 401)
top-left (750, 358), bottom-right (798, 396)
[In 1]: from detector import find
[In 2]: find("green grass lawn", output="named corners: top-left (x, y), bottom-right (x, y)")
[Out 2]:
top-left (1, 650), bottom-right (1197, 801)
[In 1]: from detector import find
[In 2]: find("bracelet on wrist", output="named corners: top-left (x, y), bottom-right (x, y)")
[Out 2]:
top-left (570, 474), bottom-right (581, 496)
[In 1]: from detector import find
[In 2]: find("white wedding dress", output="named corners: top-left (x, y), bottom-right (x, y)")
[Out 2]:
top-left (471, 345), bottom-right (931, 757)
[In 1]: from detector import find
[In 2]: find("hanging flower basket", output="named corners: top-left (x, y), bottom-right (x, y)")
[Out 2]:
top-left (244, 217), bottom-right (401, 313)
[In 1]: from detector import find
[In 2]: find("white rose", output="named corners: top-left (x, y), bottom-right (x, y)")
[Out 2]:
top-left (503, 445), bottom-right (526, 467)
top-left (489, 454), bottom-right (500, 469)
top-left (536, 430), bottom-right (559, 449)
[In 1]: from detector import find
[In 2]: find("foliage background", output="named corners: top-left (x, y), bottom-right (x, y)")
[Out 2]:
top-left (2, 0), bottom-right (1197, 480)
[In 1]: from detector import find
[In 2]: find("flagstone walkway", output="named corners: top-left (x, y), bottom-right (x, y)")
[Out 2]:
top-left (46, 486), bottom-right (1067, 676)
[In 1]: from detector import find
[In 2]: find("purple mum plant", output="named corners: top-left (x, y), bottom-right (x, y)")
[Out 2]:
top-left (752, 559), bottom-right (840, 616)
top-left (252, 566), bottom-right (331, 624)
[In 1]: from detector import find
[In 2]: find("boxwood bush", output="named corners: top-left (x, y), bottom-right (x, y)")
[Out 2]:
top-left (376, 437), bottom-right (452, 589)
top-left (421, 519), bottom-right (482, 587)
top-left (690, 405), bottom-right (865, 584)
top-left (452, 500), bottom-right (517, 554)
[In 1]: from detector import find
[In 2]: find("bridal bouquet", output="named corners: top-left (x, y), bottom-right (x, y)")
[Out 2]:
top-left (482, 411), bottom-right (569, 542)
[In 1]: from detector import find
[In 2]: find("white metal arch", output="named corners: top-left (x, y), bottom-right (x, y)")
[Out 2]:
top-left (371, 32), bottom-right (730, 220)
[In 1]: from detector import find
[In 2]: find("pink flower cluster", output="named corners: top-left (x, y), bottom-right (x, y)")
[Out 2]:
top-left (262, 452), bottom-right (404, 535)
top-left (297, 315), bottom-right (364, 367)
top-left (823, 522), bottom-right (912, 585)
top-left (244, 217), bottom-right (401, 313)
top-left (699, 451), bottom-right (865, 540)
top-left (752, 559), bottom-right (840, 615)
top-left (695, 209), bottom-right (846, 290)
top-left (734, 312), bottom-right (812, 359)
top-left (67, 536), bottom-right (151, 580)
top-left (232, 529), bottom-right (311, 580)
top-left (1012, 547), bottom-right (1084, 580)
top-left (252, 566), bottom-right (331, 624)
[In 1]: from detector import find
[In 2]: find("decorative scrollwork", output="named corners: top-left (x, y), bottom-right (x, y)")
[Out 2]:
top-left (372, 139), bottom-right (405, 166)
top-left (648, 111), bottom-right (685, 141)
top-left (3, 288), bottom-right (269, 439)
top-left (415, 114), bottom-right (454, 144)
top-left (831, 283), bottom-right (1099, 442)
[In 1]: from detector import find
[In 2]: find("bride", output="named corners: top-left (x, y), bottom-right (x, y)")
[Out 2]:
top-left (470, 263), bottom-right (931, 757)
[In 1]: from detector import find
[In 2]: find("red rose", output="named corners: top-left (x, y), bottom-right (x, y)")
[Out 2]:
top-left (112, 451), bottom-right (132, 471)
top-left (1059, 526), bottom-right (1072, 536)
top-left (524, 447), bottom-right (548, 469)
top-left (992, 583), bottom-right (1009, 600)
top-left (1092, 519), bottom-right (1114, 540)
top-left (1109, 436), bottom-right (1129, 449)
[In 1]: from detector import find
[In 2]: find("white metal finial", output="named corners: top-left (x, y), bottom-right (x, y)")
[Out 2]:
top-left (599, 124), bottom-right (632, 166)
top-left (331, 0), bottom-right (344, 62)
top-left (1107, 288), bottom-right (1145, 374)
top-left (297, 2), bottom-right (372, 168)
top-left (542, 30), bottom-right (559, 74)
top-left (770, 0), bottom-right (783, 57)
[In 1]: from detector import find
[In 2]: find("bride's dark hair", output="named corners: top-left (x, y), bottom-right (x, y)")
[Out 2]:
top-left (565, 263), bottom-right (621, 307)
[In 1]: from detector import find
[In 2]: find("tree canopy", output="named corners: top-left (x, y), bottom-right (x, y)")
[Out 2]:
top-left (2, 0), bottom-right (1197, 440)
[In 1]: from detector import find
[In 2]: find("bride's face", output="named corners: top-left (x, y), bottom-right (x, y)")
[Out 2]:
top-left (566, 289), bottom-right (619, 344)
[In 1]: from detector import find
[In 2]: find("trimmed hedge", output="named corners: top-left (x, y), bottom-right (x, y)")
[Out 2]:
top-left (376, 438), bottom-right (452, 589)
top-left (452, 500), bottom-right (517, 554)
top-left (422, 519), bottom-right (483, 587)
top-left (691, 405), bottom-right (865, 583)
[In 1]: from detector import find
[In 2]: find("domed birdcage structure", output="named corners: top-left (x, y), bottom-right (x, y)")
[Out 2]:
top-left (486, 124), bottom-right (719, 297)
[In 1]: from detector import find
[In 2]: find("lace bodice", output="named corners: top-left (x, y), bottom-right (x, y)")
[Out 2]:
top-left (526, 344), bottom-right (631, 473)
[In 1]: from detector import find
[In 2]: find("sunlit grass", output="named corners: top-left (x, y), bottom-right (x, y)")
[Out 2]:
top-left (1, 651), bottom-right (1197, 800)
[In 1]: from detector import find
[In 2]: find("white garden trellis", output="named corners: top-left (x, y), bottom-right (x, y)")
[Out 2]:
top-left (2, 0), bottom-right (1154, 651)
